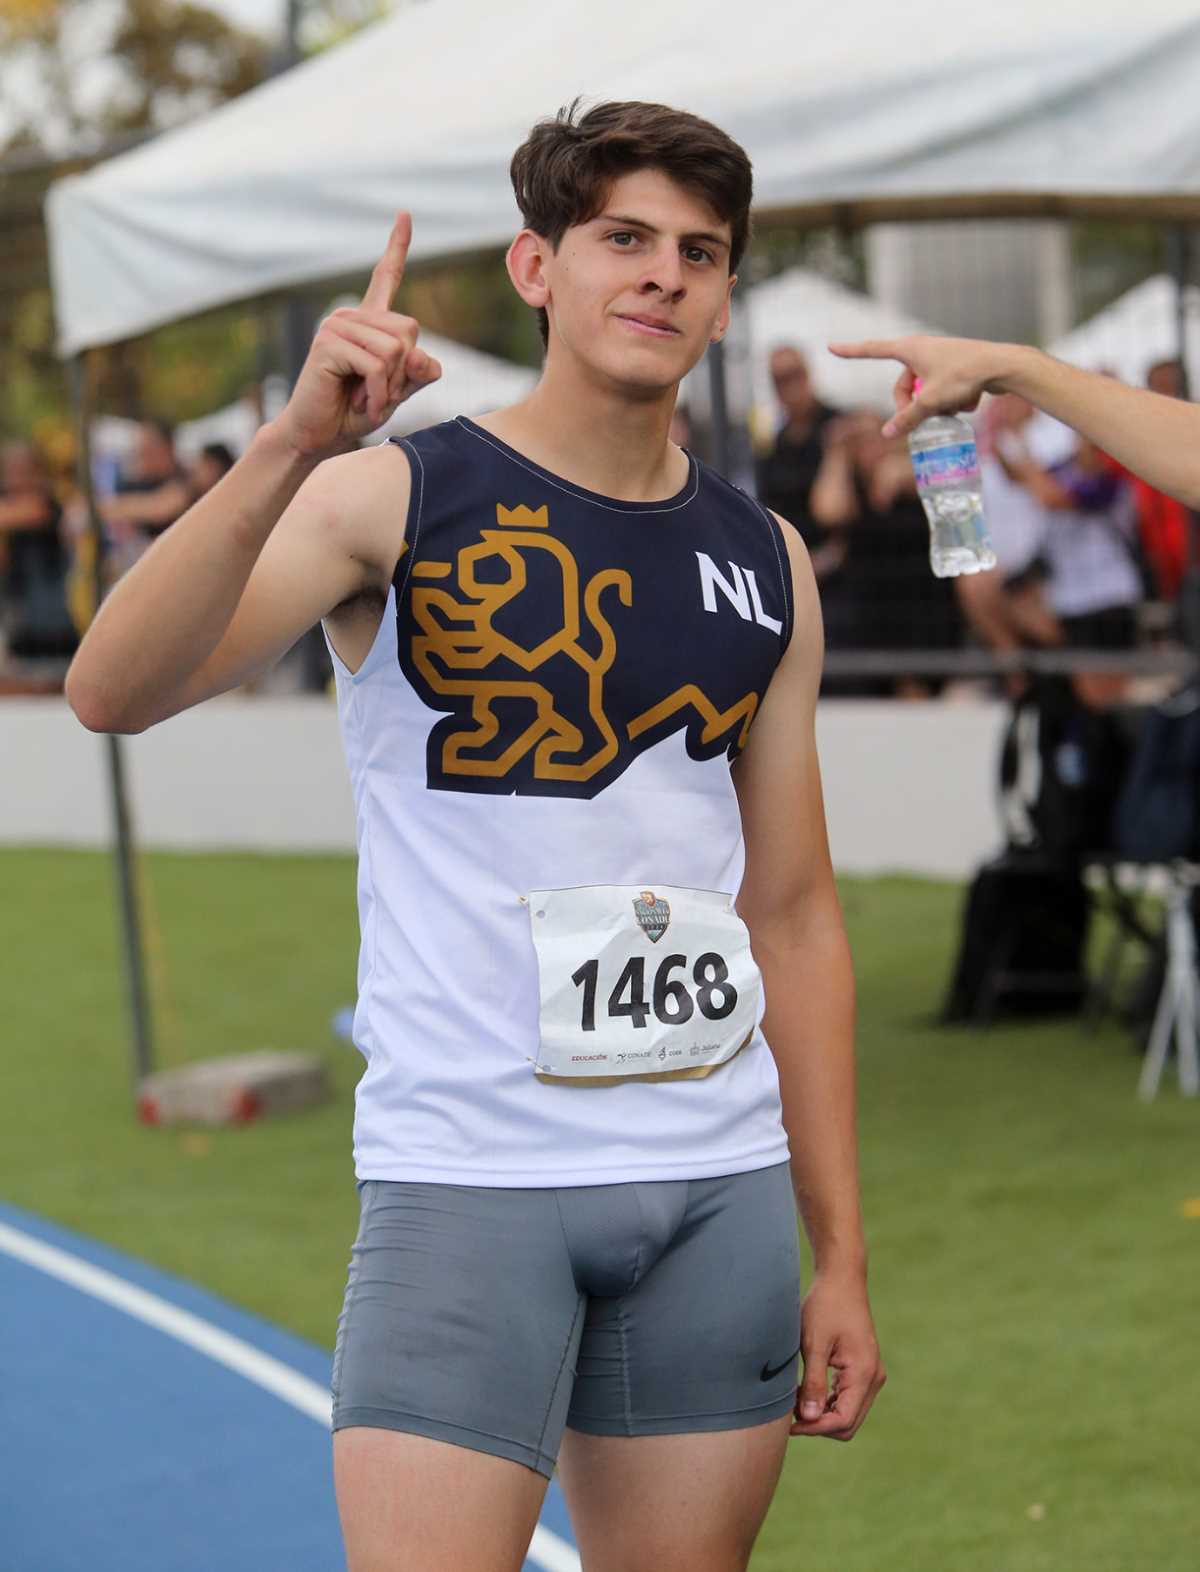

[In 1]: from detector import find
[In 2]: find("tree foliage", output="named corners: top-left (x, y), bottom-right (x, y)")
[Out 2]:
top-left (0, 0), bottom-right (266, 150)
top-left (0, 0), bottom-right (268, 449)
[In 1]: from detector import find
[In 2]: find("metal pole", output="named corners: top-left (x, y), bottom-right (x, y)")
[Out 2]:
top-left (284, 0), bottom-right (303, 67)
top-left (1168, 225), bottom-right (1192, 400)
top-left (1166, 225), bottom-right (1200, 659)
top-left (276, 0), bottom-right (315, 389)
top-left (69, 353), bottom-right (156, 1093)
top-left (707, 339), bottom-right (731, 478)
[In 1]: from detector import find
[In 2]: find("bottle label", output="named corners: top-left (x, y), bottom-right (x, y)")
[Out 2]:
top-left (911, 442), bottom-right (980, 488)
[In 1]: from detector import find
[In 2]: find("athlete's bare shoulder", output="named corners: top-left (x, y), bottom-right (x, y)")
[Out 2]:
top-left (310, 438), bottom-right (413, 598)
top-left (765, 507), bottom-right (822, 670)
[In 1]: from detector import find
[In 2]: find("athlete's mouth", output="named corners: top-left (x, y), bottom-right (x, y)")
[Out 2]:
top-left (616, 315), bottom-right (681, 338)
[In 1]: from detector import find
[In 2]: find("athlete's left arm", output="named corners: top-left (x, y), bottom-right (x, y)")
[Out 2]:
top-left (731, 516), bottom-right (886, 1442)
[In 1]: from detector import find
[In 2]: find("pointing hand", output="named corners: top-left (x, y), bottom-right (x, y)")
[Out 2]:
top-left (828, 334), bottom-right (1010, 438)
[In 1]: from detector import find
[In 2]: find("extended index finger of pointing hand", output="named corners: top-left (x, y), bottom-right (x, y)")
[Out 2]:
top-left (362, 211), bottom-right (413, 313)
top-left (827, 338), bottom-right (904, 363)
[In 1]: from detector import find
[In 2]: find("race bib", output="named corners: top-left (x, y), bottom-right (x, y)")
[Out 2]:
top-left (525, 883), bottom-right (762, 1084)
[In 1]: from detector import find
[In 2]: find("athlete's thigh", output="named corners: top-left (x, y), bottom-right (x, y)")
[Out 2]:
top-left (332, 1180), bottom-right (585, 1474)
top-left (330, 1179), bottom-right (585, 1570)
top-left (557, 1416), bottom-right (792, 1572)
top-left (334, 1427), bottom-right (549, 1572)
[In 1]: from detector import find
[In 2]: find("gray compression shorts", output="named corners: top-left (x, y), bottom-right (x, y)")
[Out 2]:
top-left (331, 1161), bottom-right (802, 1478)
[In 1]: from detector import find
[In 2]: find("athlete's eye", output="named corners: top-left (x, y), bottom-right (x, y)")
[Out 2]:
top-left (607, 231), bottom-right (638, 248)
top-left (684, 245), bottom-right (715, 265)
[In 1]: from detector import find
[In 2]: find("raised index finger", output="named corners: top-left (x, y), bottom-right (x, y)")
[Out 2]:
top-left (362, 211), bottom-right (412, 313)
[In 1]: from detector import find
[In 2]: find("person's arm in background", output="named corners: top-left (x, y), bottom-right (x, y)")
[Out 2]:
top-left (988, 428), bottom-right (1076, 512)
top-left (732, 520), bottom-right (885, 1442)
top-left (0, 493), bottom-right (56, 531)
top-left (808, 415), bottom-right (868, 528)
top-left (829, 336), bottom-right (1200, 509)
top-left (101, 478), bottom-right (193, 532)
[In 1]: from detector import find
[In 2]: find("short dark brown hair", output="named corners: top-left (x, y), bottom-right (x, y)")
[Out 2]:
top-left (510, 99), bottom-right (754, 347)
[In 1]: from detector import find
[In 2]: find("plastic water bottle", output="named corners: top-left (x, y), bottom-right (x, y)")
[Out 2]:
top-left (907, 394), bottom-right (996, 578)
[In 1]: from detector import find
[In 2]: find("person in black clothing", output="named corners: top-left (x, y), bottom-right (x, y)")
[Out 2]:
top-left (809, 410), bottom-right (962, 696)
top-left (188, 442), bottom-right (237, 499)
top-left (756, 346), bottom-right (839, 575)
top-left (0, 441), bottom-right (77, 659)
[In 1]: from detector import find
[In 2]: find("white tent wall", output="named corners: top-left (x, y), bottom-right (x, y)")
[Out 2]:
top-left (46, 1), bottom-right (1200, 356)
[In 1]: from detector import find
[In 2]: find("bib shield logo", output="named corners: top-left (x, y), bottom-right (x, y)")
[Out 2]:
top-left (633, 889), bottom-right (671, 944)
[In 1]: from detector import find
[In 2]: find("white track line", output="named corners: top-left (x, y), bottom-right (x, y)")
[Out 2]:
top-left (0, 1219), bottom-right (581, 1572)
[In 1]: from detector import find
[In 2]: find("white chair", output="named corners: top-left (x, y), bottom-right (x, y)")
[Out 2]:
top-left (1137, 861), bottom-right (1200, 1100)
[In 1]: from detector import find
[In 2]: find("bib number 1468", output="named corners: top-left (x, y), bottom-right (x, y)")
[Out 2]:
top-left (571, 952), bottom-right (737, 1033)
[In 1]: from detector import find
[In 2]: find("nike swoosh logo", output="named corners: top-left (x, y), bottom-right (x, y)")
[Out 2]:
top-left (760, 1344), bottom-right (801, 1382)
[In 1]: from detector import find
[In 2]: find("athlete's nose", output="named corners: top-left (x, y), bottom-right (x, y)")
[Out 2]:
top-left (639, 244), bottom-right (686, 301)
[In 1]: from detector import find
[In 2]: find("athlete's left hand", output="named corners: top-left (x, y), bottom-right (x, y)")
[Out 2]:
top-left (790, 1271), bottom-right (886, 1440)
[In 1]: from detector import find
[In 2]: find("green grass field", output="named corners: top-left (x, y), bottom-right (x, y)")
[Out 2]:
top-left (3, 848), bottom-right (1198, 1570)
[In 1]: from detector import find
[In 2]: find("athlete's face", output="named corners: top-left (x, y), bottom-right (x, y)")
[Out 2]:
top-left (511, 168), bottom-right (737, 393)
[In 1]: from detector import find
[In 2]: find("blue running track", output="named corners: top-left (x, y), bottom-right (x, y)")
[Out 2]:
top-left (0, 1202), bottom-right (580, 1572)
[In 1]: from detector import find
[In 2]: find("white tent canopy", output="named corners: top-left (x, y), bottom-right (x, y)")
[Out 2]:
top-left (46, 0), bottom-right (1200, 356)
top-left (1046, 274), bottom-right (1200, 392)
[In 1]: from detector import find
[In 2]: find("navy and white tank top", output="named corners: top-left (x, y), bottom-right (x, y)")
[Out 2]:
top-left (322, 415), bottom-right (795, 1186)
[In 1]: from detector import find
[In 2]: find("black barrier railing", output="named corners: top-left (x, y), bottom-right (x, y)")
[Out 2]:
top-left (821, 647), bottom-right (1199, 679)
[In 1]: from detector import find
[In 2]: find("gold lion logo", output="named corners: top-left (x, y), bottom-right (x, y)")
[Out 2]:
top-left (407, 503), bottom-right (758, 787)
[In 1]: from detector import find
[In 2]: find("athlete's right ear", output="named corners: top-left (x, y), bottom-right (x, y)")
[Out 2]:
top-left (506, 230), bottom-right (550, 312)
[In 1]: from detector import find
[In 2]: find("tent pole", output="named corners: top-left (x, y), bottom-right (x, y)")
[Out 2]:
top-left (1168, 225), bottom-right (1192, 400)
top-left (1167, 225), bottom-right (1200, 653)
top-left (68, 353), bottom-right (156, 1097)
top-left (708, 338), bottom-right (731, 478)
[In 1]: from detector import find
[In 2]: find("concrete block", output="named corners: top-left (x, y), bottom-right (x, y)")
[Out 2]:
top-left (137, 1050), bottom-right (331, 1126)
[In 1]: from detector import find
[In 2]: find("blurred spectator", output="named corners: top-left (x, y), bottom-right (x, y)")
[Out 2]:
top-left (0, 441), bottom-right (78, 661)
top-left (102, 420), bottom-right (192, 556)
top-left (756, 346), bottom-right (840, 577)
top-left (188, 441), bottom-right (237, 499)
top-left (999, 433), bottom-right (1140, 639)
top-left (809, 409), bottom-right (962, 696)
top-left (1120, 358), bottom-right (1192, 602)
top-left (994, 421), bottom-right (1142, 706)
top-left (1147, 357), bottom-right (1185, 398)
top-left (962, 395), bottom-right (1064, 692)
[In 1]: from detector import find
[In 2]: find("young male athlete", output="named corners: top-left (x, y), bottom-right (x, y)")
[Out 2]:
top-left (67, 101), bottom-right (885, 1572)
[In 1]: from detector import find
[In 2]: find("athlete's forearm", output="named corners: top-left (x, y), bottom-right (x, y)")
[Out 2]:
top-left (755, 911), bottom-right (867, 1280)
top-left (65, 419), bottom-right (322, 733)
top-left (992, 345), bottom-right (1200, 508)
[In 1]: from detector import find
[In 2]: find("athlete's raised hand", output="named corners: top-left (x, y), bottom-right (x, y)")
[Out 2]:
top-left (828, 333), bottom-right (1010, 439)
top-left (277, 212), bottom-right (442, 458)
